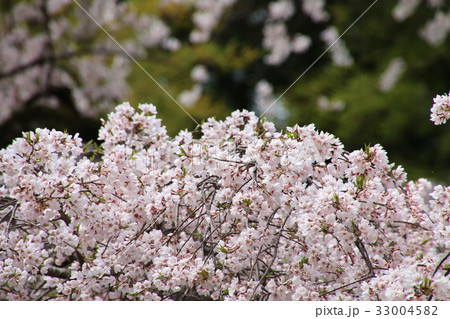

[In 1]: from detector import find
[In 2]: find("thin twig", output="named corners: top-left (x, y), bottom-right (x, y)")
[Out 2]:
top-left (320, 237), bottom-right (375, 297)
top-left (319, 274), bottom-right (375, 297)
top-left (432, 250), bottom-right (450, 277)
top-left (210, 157), bottom-right (256, 166)
top-left (250, 208), bottom-right (293, 300)
top-left (393, 220), bottom-right (429, 231)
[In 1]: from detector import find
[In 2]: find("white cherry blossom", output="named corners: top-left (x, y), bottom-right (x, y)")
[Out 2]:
top-left (430, 91), bottom-right (450, 125)
top-left (0, 102), bottom-right (448, 300)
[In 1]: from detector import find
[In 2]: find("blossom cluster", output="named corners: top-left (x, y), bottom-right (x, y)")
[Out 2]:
top-left (392, 0), bottom-right (450, 46)
top-left (253, 80), bottom-right (289, 122)
top-left (0, 0), bottom-right (177, 125)
top-left (430, 92), bottom-right (450, 125)
top-left (178, 65), bottom-right (210, 107)
top-left (0, 102), bottom-right (448, 300)
top-left (320, 27), bottom-right (353, 67)
top-left (378, 57), bottom-right (407, 92)
top-left (159, 0), bottom-right (238, 44)
top-left (262, 22), bottom-right (311, 66)
top-left (391, 0), bottom-right (450, 47)
top-left (392, 0), bottom-right (421, 22)
top-left (420, 10), bottom-right (450, 47)
top-left (316, 96), bottom-right (345, 112)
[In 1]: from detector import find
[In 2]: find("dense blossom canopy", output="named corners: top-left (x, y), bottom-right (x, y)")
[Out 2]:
top-left (0, 102), bottom-right (448, 300)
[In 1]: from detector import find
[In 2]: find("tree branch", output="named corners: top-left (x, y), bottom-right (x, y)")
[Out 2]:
top-left (250, 208), bottom-right (293, 300)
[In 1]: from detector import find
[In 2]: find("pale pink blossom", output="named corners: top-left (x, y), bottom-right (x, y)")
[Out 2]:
top-left (430, 92), bottom-right (450, 125)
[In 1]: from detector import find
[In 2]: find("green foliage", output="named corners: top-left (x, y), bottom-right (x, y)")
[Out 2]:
top-left (298, 257), bottom-right (309, 269)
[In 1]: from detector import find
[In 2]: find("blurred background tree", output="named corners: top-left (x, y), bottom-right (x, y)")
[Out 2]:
top-left (1, 0), bottom-right (449, 182)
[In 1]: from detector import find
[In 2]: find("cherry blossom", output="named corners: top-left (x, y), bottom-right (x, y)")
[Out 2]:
top-left (317, 96), bottom-right (345, 112)
top-left (0, 0), bottom-right (177, 127)
top-left (320, 27), bottom-right (353, 67)
top-left (301, 0), bottom-right (329, 23)
top-left (0, 102), bottom-right (448, 300)
top-left (430, 91), bottom-right (450, 125)
top-left (268, 0), bottom-right (296, 21)
top-left (253, 80), bottom-right (289, 121)
top-left (392, 0), bottom-right (421, 22)
top-left (419, 10), bottom-right (450, 46)
top-left (378, 57), bottom-right (407, 92)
